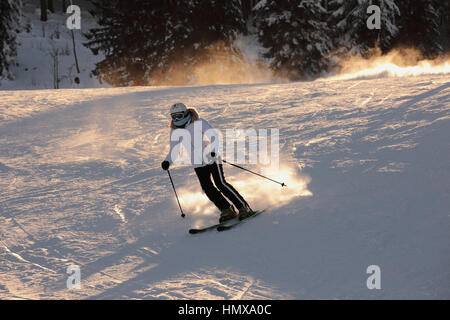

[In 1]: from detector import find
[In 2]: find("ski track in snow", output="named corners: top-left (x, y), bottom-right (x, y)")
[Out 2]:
top-left (0, 75), bottom-right (449, 299)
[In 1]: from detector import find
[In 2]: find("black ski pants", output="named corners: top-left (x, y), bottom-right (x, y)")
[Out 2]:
top-left (194, 162), bottom-right (249, 211)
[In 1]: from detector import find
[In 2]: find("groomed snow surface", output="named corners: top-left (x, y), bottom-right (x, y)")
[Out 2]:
top-left (0, 74), bottom-right (449, 299)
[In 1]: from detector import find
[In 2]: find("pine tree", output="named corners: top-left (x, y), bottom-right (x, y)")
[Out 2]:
top-left (241, 0), bottom-right (259, 24)
top-left (154, 0), bottom-right (246, 84)
top-left (439, 0), bottom-right (450, 51)
top-left (85, 0), bottom-right (161, 85)
top-left (395, 0), bottom-right (444, 58)
top-left (328, 0), bottom-right (400, 56)
top-left (0, 0), bottom-right (21, 81)
top-left (254, 0), bottom-right (332, 79)
top-left (85, 0), bottom-right (246, 86)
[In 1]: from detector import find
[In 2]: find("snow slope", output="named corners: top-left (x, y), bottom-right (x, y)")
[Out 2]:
top-left (0, 74), bottom-right (449, 299)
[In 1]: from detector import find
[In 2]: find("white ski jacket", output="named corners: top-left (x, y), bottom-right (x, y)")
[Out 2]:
top-left (164, 118), bottom-right (220, 168)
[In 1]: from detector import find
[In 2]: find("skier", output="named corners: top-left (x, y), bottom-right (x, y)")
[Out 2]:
top-left (161, 103), bottom-right (254, 223)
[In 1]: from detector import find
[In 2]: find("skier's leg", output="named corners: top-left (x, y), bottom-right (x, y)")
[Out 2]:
top-left (210, 162), bottom-right (250, 210)
top-left (194, 165), bottom-right (231, 211)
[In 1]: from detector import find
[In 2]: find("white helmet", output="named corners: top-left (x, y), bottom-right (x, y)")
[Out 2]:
top-left (170, 102), bottom-right (187, 115)
top-left (170, 102), bottom-right (191, 127)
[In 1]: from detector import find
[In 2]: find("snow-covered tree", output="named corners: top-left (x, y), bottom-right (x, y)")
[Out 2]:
top-left (241, 0), bottom-right (259, 23)
top-left (85, 0), bottom-right (246, 86)
top-left (155, 0), bottom-right (246, 84)
top-left (254, 0), bottom-right (333, 79)
top-left (328, 0), bottom-right (400, 56)
top-left (0, 0), bottom-right (21, 81)
top-left (439, 0), bottom-right (450, 52)
top-left (395, 0), bottom-right (444, 58)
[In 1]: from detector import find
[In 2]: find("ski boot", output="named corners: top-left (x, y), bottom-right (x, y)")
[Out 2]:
top-left (219, 206), bottom-right (237, 223)
top-left (238, 206), bottom-right (255, 221)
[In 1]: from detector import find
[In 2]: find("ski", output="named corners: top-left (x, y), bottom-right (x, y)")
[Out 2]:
top-left (217, 209), bottom-right (266, 232)
top-left (188, 209), bottom-right (267, 234)
top-left (188, 218), bottom-right (238, 234)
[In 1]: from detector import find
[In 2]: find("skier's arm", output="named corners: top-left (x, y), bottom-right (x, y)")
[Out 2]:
top-left (164, 130), bottom-right (178, 164)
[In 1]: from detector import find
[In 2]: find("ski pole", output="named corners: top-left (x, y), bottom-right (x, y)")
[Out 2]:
top-left (222, 159), bottom-right (286, 187)
top-left (167, 169), bottom-right (185, 218)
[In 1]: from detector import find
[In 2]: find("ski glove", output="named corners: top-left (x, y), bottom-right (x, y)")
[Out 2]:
top-left (161, 160), bottom-right (170, 170)
top-left (206, 151), bottom-right (217, 164)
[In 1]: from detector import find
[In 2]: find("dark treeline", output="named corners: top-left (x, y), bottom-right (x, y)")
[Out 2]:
top-left (84, 0), bottom-right (248, 85)
top-left (4, 0), bottom-right (445, 85)
top-left (83, 0), bottom-right (449, 85)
